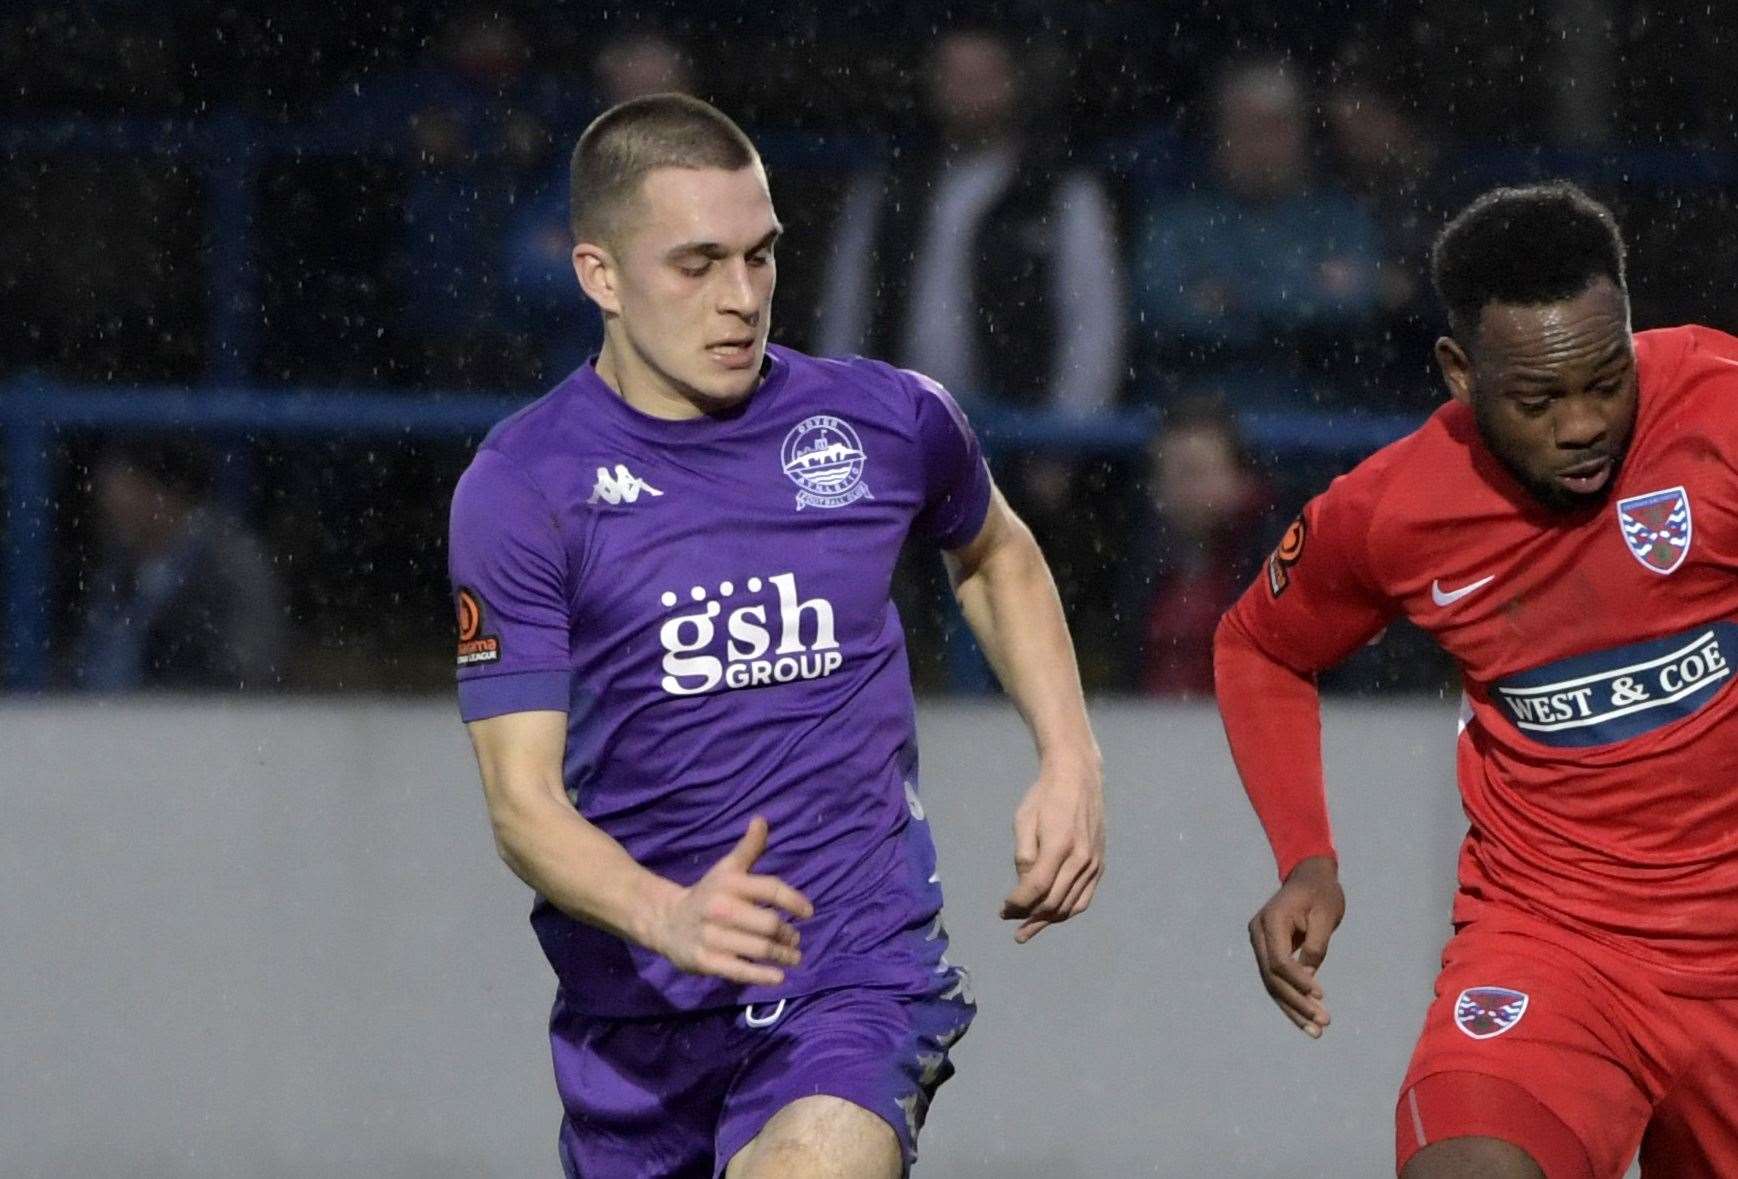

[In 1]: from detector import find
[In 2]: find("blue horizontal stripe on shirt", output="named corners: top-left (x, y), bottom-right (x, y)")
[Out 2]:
top-left (1491, 621), bottom-right (1737, 748)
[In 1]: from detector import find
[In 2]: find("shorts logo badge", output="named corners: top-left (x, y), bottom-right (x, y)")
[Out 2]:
top-left (1454, 986), bottom-right (1529, 1039)
top-left (782, 415), bottom-right (871, 510)
top-left (1617, 486), bottom-right (1691, 575)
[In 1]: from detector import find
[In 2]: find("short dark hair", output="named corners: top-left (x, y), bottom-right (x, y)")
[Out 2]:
top-left (569, 93), bottom-right (759, 246)
top-left (1430, 181), bottom-right (1627, 341)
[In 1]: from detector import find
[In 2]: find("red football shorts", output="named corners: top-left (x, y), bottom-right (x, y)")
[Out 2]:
top-left (1395, 908), bottom-right (1738, 1177)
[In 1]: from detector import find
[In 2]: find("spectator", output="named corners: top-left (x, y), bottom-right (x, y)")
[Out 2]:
top-left (1325, 43), bottom-right (1458, 407)
top-left (817, 26), bottom-right (1124, 415)
top-left (500, 31), bottom-right (697, 383)
top-left (1112, 398), bottom-right (1277, 697)
top-left (816, 27), bottom-right (1126, 662)
top-left (1131, 57), bottom-right (1382, 402)
top-left (70, 439), bottom-right (285, 691)
top-left (590, 31), bottom-right (695, 106)
top-left (375, 8), bottom-right (567, 387)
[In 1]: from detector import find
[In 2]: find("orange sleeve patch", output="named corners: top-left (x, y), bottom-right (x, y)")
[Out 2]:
top-left (1267, 515), bottom-right (1307, 598)
top-left (455, 587), bottom-right (500, 666)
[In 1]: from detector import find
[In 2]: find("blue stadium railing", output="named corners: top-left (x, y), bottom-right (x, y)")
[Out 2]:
top-left (0, 375), bottom-right (1420, 690)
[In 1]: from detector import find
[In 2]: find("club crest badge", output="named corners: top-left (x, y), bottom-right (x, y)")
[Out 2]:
top-left (782, 415), bottom-right (871, 510)
top-left (1454, 986), bottom-right (1529, 1040)
top-left (1617, 486), bottom-right (1692, 575)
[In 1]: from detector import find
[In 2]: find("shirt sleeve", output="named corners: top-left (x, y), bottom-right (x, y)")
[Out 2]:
top-left (1213, 467), bottom-right (1398, 880)
top-left (448, 446), bottom-right (573, 722)
top-left (905, 368), bottom-right (994, 550)
top-left (1222, 468), bottom-right (1396, 675)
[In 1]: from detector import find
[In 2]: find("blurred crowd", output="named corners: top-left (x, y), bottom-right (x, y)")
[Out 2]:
top-left (4, 1), bottom-right (1738, 695)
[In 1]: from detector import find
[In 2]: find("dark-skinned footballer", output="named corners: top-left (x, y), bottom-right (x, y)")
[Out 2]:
top-left (1216, 181), bottom-right (1738, 1179)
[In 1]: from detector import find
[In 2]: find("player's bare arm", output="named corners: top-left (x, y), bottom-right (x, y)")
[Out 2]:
top-left (945, 486), bottom-right (1104, 943)
top-left (466, 709), bottom-right (812, 987)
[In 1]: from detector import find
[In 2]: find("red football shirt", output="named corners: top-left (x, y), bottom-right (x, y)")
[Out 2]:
top-left (1217, 324), bottom-right (1738, 994)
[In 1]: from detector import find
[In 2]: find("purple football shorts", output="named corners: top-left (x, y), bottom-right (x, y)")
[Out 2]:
top-left (551, 969), bottom-right (976, 1177)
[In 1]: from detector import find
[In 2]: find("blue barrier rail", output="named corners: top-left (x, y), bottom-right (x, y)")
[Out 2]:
top-left (0, 379), bottom-right (1418, 692)
top-left (0, 377), bottom-right (1423, 690)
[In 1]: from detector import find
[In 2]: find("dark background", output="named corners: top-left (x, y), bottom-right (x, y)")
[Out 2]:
top-left (3, 0), bottom-right (1734, 695)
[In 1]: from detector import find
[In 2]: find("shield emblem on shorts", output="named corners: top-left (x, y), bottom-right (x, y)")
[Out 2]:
top-left (1617, 486), bottom-right (1692, 575)
top-left (1454, 986), bottom-right (1529, 1040)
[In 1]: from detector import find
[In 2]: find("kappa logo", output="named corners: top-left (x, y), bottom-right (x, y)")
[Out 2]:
top-left (454, 587), bottom-right (500, 666)
top-left (1454, 986), bottom-right (1529, 1040)
top-left (587, 464), bottom-right (663, 506)
top-left (1617, 486), bottom-right (1691, 574)
top-left (782, 415), bottom-right (871, 510)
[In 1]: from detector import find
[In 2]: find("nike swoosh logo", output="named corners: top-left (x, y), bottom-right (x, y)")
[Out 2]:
top-left (1431, 575), bottom-right (1495, 607)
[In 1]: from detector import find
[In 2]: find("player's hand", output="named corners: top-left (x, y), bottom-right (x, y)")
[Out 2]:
top-left (648, 817), bottom-right (814, 987)
top-left (1000, 753), bottom-right (1105, 943)
top-left (1248, 855), bottom-right (1344, 1039)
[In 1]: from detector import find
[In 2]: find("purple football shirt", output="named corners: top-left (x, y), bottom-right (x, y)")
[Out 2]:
top-left (449, 345), bottom-right (993, 1016)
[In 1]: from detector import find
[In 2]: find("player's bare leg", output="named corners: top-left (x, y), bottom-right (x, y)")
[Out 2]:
top-left (1403, 1138), bottom-right (1546, 1179)
top-left (725, 1095), bottom-right (902, 1179)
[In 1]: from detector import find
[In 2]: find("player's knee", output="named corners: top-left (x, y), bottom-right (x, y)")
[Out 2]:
top-left (1402, 1136), bottom-right (1545, 1179)
top-left (728, 1096), bottom-right (901, 1179)
top-left (731, 1137), bottom-right (901, 1179)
